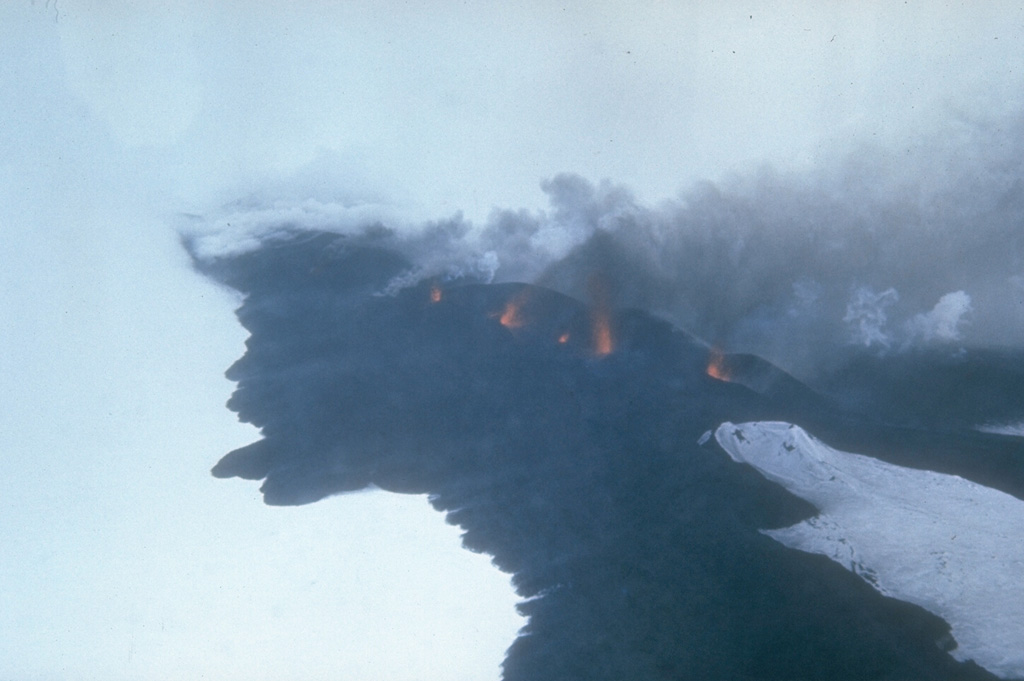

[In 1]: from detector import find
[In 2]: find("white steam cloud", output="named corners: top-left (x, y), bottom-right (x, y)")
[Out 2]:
top-left (844, 287), bottom-right (899, 348)
top-left (905, 290), bottom-right (973, 344)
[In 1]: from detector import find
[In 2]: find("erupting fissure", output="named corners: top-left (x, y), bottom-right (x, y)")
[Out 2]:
top-left (592, 309), bottom-right (613, 356)
top-left (587, 275), bottom-right (614, 357)
top-left (706, 347), bottom-right (731, 381)
top-left (499, 298), bottom-right (527, 329)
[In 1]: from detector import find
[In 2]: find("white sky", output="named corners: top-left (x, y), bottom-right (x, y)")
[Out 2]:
top-left (3, 1), bottom-right (1024, 679)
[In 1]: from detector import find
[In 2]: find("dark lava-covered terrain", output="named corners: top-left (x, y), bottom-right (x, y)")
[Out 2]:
top-left (189, 229), bottom-right (1024, 681)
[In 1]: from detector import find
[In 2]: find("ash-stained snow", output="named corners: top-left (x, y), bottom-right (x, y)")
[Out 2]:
top-left (715, 421), bottom-right (1024, 679)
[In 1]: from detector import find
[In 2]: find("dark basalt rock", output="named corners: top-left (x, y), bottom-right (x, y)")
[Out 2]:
top-left (188, 229), bottom-right (1018, 681)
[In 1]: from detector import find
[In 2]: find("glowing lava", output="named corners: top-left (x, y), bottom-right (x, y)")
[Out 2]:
top-left (587, 275), bottom-right (614, 357)
top-left (706, 347), bottom-right (731, 381)
top-left (558, 332), bottom-right (570, 344)
top-left (496, 291), bottom-right (533, 329)
top-left (500, 300), bottom-right (525, 328)
top-left (592, 310), bottom-right (613, 356)
top-left (430, 285), bottom-right (442, 303)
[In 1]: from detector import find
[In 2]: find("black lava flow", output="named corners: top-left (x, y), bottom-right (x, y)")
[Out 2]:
top-left (190, 229), bottom-right (1024, 681)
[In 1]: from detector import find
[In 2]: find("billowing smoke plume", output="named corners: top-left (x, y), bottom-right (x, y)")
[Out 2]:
top-left (190, 112), bottom-right (1024, 386)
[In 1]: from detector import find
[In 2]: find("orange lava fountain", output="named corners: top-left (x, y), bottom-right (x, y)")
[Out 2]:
top-left (706, 347), bottom-right (731, 381)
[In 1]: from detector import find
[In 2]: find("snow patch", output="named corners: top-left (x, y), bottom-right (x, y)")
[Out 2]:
top-left (976, 421), bottom-right (1024, 438)
top-left (715, 421), bottom-right (1024, 679)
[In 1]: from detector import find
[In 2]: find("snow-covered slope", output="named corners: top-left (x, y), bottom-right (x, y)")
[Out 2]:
top-left (715, 421), bottom-right (1024, 679)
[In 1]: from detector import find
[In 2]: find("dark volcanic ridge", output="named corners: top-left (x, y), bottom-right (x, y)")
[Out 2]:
top-left (188, 229), bottom-right (1023, 681)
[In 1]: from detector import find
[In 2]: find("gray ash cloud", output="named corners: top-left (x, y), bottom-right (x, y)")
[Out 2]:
top-left (192, 113), bottom-right (1024, 386)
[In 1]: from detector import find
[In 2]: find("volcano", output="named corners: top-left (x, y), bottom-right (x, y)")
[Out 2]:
top-left (189, 229), bottom-right (1024, 680)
